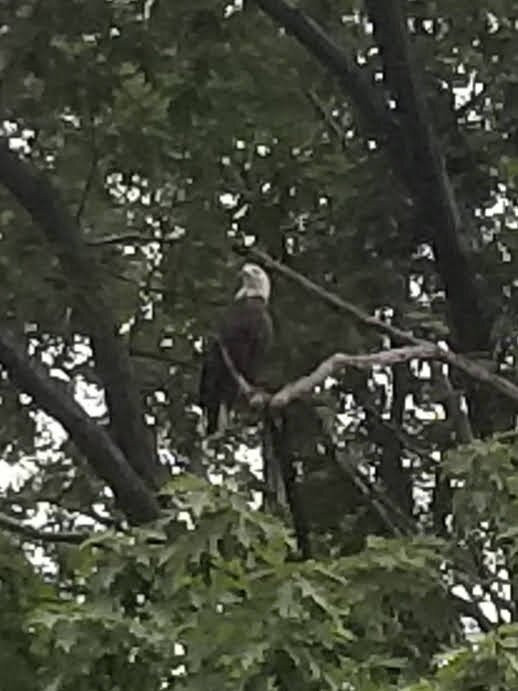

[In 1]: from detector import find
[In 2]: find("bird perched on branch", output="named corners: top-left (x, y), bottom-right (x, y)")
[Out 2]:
top-left (199, 263), bottom-right (273, 435)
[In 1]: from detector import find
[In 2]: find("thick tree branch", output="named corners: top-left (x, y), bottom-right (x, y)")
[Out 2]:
top-left (251, 0), bottom-right (491, 354)
top-left (0, 327), bottom-right (159, 524)
top-left (0, 140), bottom-right (161, 490)
top-left (363, 0), bottom-right (489, 351)
top-left (251, 0), bottom-right (393, 138)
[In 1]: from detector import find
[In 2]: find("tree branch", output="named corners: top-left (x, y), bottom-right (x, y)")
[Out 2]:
top-left (363, 0), bottom-right (489, 351)
top-left (452, 595), bottom-right (493, 634)
top-left (251, 0), bottom-right (492, 354)
top-left (0, 511), bottom-right (90, 545)
top-left (270, 345), bottom-right (437, 407)
top-left (273, 331), bottom-right (518, 410)
top-left (217, 338), bottom-right (256, 400)
top-left (251, 0), bottom-right (393, 138)
top-left (0, 140), bottom-right (161, 491)
top-left (332, 452), bottom-right (407, 538)
top-left (86, 233), bottom-right (166, 247)
top-left (0, 327), bottom-right (159, 524)
top-left (239, 246), bottom-right (423, 346)
top-left (238, 248), bottom-right (518, 408)
top-left (305, 89), bottom-right (347, 149)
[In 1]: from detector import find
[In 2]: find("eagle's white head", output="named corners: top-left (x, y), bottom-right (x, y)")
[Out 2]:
top-left (235, 263), bottom-right (271, 303)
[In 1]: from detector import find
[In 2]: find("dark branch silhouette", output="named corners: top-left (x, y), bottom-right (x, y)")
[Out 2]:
top-left (0, 139), bottom-right (161, 492)
top-left (363, 0), bottom-right (489, 351)
top-left (0, 511), bottom-right (90, 545)
top-left (251, 0), bottom-right (491, 354)
top-left (0, 327), bottom-right (159, 524)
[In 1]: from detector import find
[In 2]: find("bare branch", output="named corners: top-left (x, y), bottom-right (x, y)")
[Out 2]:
top-left (0, 511), bottom-right (89, 545)
top-left (0, 326), bottom-right (160, 524)
top-left (270, 345), bottom-right (437, 408)
top-left (274, 343), bottom-right (518, 410)
top-left (217, 340), bottom-right (272, 411)
top-left (306, 89), bottom-right (347, 150)
top-left (442, 349), bottom-right (518, 408)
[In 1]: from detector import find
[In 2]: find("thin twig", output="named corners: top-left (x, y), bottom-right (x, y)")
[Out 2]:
top-left (333, 454), bottom-right (405, 537)
top-left (217, 339), bottom-right (271, 407)
top-left (129, 347), bottom-right (194, 368)
top-left (0, 511), bottom-right (90, 545)
top-left (86, 233), bottom-right (168, 247)
top-left (306, 89), bottom-right (347, 150)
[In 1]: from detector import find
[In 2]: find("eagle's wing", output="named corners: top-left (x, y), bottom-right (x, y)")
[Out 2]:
top-left (219, 297), bottom-right (273, 382)
top-left (199, 297), bottom-right (273, 434)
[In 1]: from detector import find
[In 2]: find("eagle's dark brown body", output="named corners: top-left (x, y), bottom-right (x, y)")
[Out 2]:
top-left (199, 295), bottom-right (273, 434)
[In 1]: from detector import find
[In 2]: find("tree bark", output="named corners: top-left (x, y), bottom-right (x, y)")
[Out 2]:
top-left (0, 141), bottom-right (162, 490)
top-left (251, 0), bottom-right (492, 352)
top-left (0, 327), bottom-right (159, 523)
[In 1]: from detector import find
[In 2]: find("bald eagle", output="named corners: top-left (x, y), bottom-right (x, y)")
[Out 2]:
top-left (199, 263), bottom-right (273, 435)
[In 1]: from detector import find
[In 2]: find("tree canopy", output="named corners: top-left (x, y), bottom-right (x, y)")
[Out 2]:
top-left (1, 0), bottom-right (518, 688)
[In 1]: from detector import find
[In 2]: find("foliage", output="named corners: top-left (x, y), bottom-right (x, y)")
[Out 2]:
top-left (0, 535), bottom-right (50, 691)
top-left (0, 0), bottom-right (517, 689)
top-left (26, 478), bottom-right (462, 689)
top-left (4, 472), bottom-right (518, 689)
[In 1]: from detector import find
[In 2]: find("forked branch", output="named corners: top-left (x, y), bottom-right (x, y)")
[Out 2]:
top-left (238, 248), bottom-right (518, 407)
